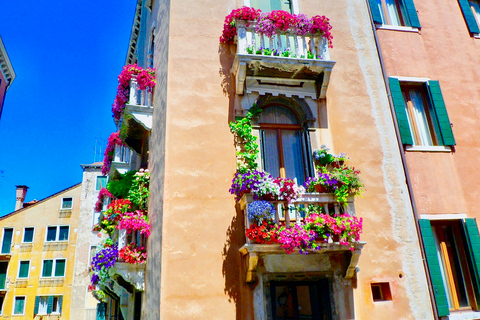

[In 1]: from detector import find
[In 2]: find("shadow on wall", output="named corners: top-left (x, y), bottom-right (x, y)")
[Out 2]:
top-left (218, 44), bottom-right (237, 123)
top-left (222, 203), bottom-right (256, 320)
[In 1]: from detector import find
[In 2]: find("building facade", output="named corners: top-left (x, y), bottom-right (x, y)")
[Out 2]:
top-left (367, 0), bottom-right (480, 318)
top-left (0, 35), bottom-right (16, 121)
top-left (104, 0), bottom-right (450, 319)
top-left (0, 184), bottom-right (81, 319)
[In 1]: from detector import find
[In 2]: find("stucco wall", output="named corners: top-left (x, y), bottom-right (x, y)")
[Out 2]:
top-left (0, 184), bottom-right (82, 319)
top-left (144, 0), bottom-right (433, 319)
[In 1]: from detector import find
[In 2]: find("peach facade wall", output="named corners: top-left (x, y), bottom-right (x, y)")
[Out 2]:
top-left (0, 184), bottom-right (82, 319)
top-left (146, 0), bottom-right (434, 319)
top-left (376, 0), bottom-right (480, 216)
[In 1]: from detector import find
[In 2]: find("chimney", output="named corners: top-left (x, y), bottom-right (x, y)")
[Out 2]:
top-left (15, 185), bottom-right (29, 210)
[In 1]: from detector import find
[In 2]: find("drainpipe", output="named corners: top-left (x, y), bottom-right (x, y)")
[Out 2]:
top-left (363, 2), bottom-right (439, 319)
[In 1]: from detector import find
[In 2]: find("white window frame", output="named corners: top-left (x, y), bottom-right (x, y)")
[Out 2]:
top-left (244, 0), bottom-right (299, 13)
top-left (17, 260), bottom-right (30, 279)
top-left (51, 296), bottom-right (61, 314)
top-left (40, 259), bottom-right (67, 278)
top-left (22, 227), bottom-right (35, 243)
top-left (60, 197), bottom-right (73, 210)
top-left (13, 296), bottom-right (26, 316)
top-left (45, 225), bottom-right (69, 242)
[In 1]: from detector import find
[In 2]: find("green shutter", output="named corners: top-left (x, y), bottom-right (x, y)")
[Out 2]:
top-left (0, 262), bottom-right (7, 290)
top-left (368, 0), bottom-right (384, 24)
top-left (55, 260), bottom-right (66, 277)
top-left (42, 260), bottom-right (53, 277)
top-left (47, 296), bottom-right (53, 314)
top-left (97, 302), bottom-right (107, 320)
top-left (419, 219), bottom-right (450, 317)
top-left (458, 0), bottom-right (480, 34)
top-left (19, 261), bottom-right (29, 278)
top-left (14, 297), bottom-right (25, 315)
top-left (1, 229), bottom-right (13, 254)
top-left (463, 218), bottom-right (480, 299)
top-left (389, 77), bottom-right (414, 145)
top-left (58, 296), bottom-right (63, 314)
top-left (403, 0), bottom-right (421, 28)
top-left (426, 81), bottom-right (456, 146)
top-left (34, 296), bottom-right (40, 314)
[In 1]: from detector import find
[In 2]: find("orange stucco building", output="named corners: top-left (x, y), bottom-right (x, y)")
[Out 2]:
top-left (368, 0), bottom-right (480, 319)
top-left (105, 0), bottom-right (441, 319)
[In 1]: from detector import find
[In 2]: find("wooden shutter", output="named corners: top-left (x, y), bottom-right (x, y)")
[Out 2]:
top-left (34, 296), bottom-right (40, 314)
top-left (55, 260), bottom-right (66, 277)
top-left (403, 0), bottom-right (421, 28)
top-left (19, 261), bottom-right (29, 278)
top-left (42, 260), bottom-right (53, 277)
top-left (368, 0), bottom-right (383, 24)
top-left (58, 296), bottom-right (63, 313)
top-left (458, 0), bottom-right (480, 33)
top-left (419, 219), bottom-right (450, 317)
top-left (47, 296), bottom-right (53, 314)
top-left (1, 228), bottom-right (13, 254)
top-left (0, 262), bottom-right (7, 290)
top-left (463, 218), bottom-right (480, 299)
top-left (389, 78), bottom-right (414, 145)
top-left (426, 81), bottom-right (456, 146)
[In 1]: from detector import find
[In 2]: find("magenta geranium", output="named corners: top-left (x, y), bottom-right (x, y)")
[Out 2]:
top-left (117, 210), bottom-right (151, 237)
top-left (101, 132), bottom-right (124, 175)
top-left (112, 64), bottom-right (156, 121)
top-left (221, 8), bottom-right (333, 47)
top-left (95, 188), bottom-right (113, 213)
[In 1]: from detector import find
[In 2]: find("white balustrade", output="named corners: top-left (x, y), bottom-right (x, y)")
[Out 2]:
top-left (128, 78), bottom-right (153, 107)
top-left (236, 20), bottom-right (330, 61)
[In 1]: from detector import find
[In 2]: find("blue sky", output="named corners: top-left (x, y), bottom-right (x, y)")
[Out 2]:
top-left (0, 2), bottom-right (136, 216)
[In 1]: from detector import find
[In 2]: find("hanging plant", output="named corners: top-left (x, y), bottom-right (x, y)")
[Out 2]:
top-left (101, 132), bottom-right (124, 175)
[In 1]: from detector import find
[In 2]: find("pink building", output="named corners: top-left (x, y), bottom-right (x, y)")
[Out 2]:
top-left (0, 35), bottom-right (15, 121)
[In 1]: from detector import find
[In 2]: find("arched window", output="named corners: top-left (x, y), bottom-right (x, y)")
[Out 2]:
top-left (258, 104), bottom-right (311, 185)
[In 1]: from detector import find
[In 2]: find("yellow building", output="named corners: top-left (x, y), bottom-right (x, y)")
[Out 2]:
top-left (0, 164), bottom-right (107, 319)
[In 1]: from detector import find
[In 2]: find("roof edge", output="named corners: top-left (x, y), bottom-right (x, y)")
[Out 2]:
top-left (0, 35), bottom-right (16, 89)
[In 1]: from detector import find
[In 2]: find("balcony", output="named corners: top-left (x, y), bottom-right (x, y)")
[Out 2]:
top-left (238, 193), bottom-right (364, 282)
top-left (110, 145), bottom-right (132, 178)
top-left (231, 21), bottom-right (336, 99)
top-left (119, 78), bottom-right (153, 154)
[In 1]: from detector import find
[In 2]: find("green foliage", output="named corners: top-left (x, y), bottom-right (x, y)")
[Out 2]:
top-left (107, 170), bottom-right (137, 199)
top-left (127, 170), bottom-right (150, 210)
top-left (229, 105), bottom-right (263, 173)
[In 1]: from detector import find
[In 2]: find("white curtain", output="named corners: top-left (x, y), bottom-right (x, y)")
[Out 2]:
top-left (282, 130), bottom-right (305, 185)
top-left (377, 0), bottom-right (386, 24)
top-left (410, 90), bottom-right (433, 146)
top-left (386, 0), bottom-right (402, 26)
top-left (38, 297), bottom-right (48, 315)
top-left (263, 130), bottom-right (280, 177)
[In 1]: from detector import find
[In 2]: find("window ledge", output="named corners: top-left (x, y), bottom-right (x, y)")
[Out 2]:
top-left (405, 145), bottom-right (452, 152)
top-left (474, 34), bottom-right (480, 39)
top-left (447, 310), bottom-right (480, 320)
top-left (376, 24), bottom-right (420, 33)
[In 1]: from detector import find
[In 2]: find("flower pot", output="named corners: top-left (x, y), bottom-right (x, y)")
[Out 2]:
top-left (314, 184), bottom-right (328, 193)
top-left (262, 193), bottom-right (276, 201)
top-left (332, 161), bottom-right (344, 168)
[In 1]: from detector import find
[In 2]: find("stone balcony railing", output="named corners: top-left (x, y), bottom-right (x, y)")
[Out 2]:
top-left (231, 20), bottom-right (336, 99)
top-left (238, 193), bottom-right (364, 282)
top-left (110, 145), bottom-right (132, 177)
top-left (119, 78), bottom-right (153, 154)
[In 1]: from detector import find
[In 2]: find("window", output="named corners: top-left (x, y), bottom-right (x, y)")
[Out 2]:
top-left (18, 261), bottom-right (29, 278)
top-left (270, 280), bottom-right (332, 320)
top-left (258, 104), bottom-right (311, 185)
top-left (250, 0), bottom-right (292, 12)
top-left (458, 0), bottom-right (480, 34)
top-left (41, 259), bottom-right (66, 277)
top-left (389, 78), bottom-right (455, 147)
top-left (369, 0), bottom-right (420, 28)
top-left (46, 226), bottom-right (69, 242)
top-left (61, 197), bottom-right (73, 210)
top-left (419, 218), bottom-right (480, 317)
top-left (23, 227), bottom-right (34, 243)
top-left (13, 297), bottom-right (25, 315)
top-left (34, 296), bottom-right (63, 315)
top-left (96, 176), bottom-right (107, 190)
top-left (1, 228), bottom-right (13, 254)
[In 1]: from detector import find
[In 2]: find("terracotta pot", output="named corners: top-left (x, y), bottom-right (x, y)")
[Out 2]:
top-left (332, 161), bottom-right (344, 168)
top-left (262, 193), bottom-right (276, 201)
top-left (314, 184), bottom-right (328, 193)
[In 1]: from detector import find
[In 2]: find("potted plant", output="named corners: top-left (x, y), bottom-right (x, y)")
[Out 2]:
top-left (312, 145), bottom-right (333, 165)
top-left (247, 200), bottom-right (276, 222)
top-left (245, 220), bottom-right (278, 244)
top-left (319, 166), bottom-right (364, 204)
